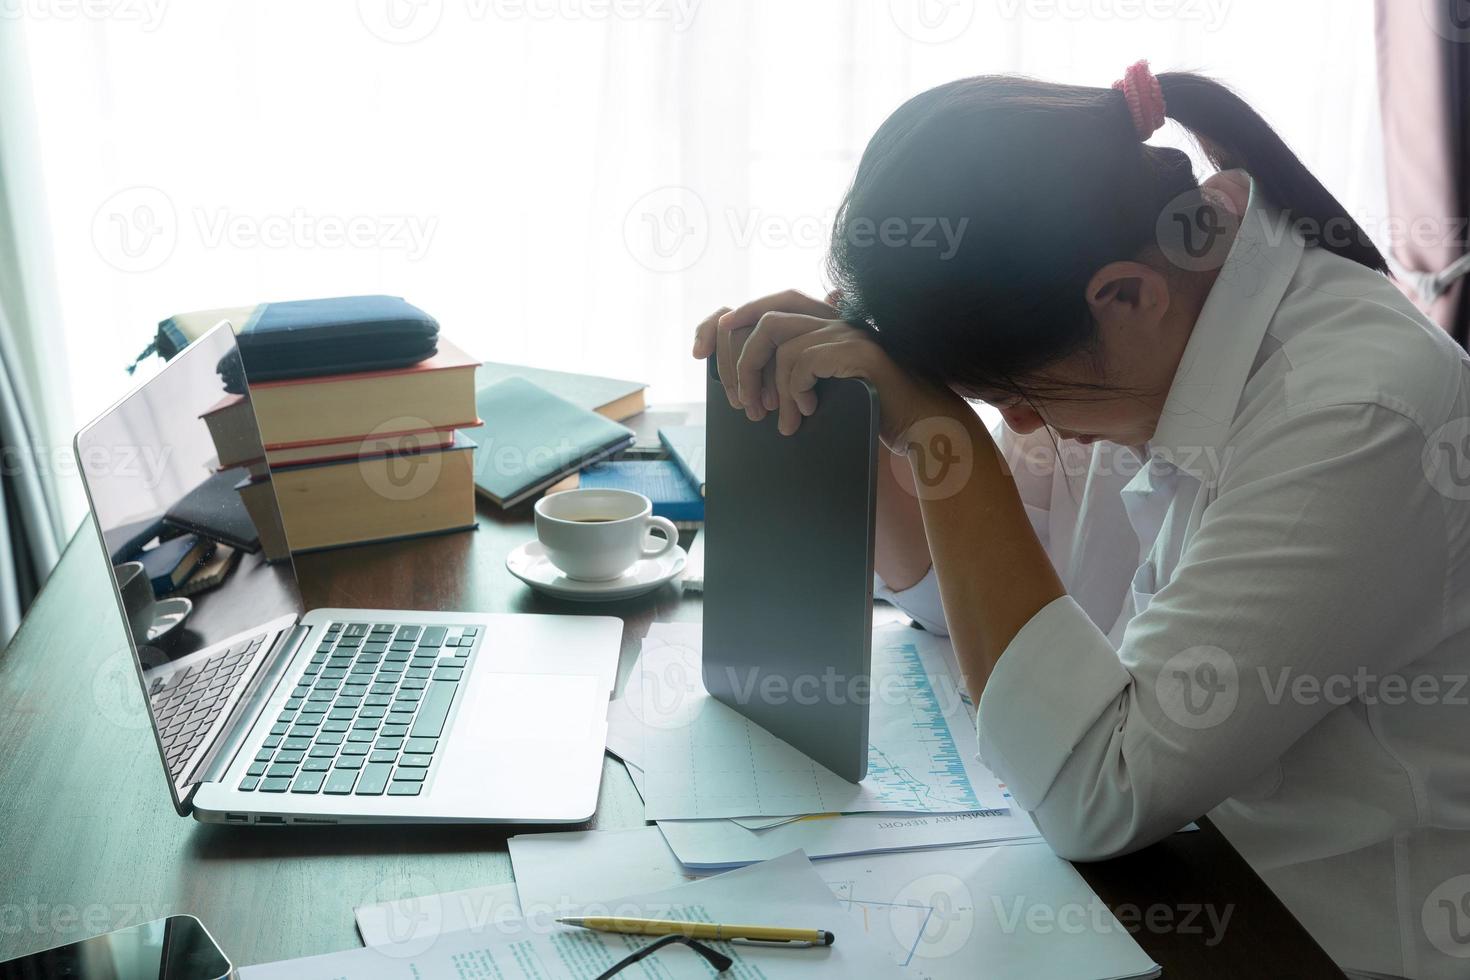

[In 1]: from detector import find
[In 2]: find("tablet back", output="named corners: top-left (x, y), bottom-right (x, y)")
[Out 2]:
top-left (702, 358), bottom-right (878, 782)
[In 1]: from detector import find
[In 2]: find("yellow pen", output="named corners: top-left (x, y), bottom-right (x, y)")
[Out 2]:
top-left (556, 916), bottom-right (835, 946)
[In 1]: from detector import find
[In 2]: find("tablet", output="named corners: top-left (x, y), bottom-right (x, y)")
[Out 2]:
top-left (702, 358), bottom-right (879, 782)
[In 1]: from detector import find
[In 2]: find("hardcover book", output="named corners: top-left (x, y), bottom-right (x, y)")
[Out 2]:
top-left (264, 434), bottom-right (477, 553)
top-left (246, 338), bottom-right (478, 449)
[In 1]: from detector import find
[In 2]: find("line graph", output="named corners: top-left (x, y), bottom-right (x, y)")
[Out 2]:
top-left (825, 876), bottom-right (935, 968)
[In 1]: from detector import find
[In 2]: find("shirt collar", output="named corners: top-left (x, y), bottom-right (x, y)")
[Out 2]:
top-left (1146, 176), bottom-right (1305, 483)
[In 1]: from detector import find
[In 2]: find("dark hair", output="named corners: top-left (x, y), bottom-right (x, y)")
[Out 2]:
top-left (826, 72), bottom-right (1387, 398)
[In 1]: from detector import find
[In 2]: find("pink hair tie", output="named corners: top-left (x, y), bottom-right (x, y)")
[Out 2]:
top-left (1112, 59), bottom-right (1167, 141)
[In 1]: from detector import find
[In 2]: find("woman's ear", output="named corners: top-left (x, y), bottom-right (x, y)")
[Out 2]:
top-left (1084, 261), bottom-right (1170, 333)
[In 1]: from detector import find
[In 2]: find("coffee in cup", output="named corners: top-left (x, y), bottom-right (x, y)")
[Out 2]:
top-left (534, 488), bottom-right (678, 581)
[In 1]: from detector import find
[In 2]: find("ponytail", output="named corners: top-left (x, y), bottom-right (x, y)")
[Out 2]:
top-left (1157, 72), bottom-right (1387, 272)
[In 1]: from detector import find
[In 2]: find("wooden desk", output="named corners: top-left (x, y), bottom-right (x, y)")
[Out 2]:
top-left (0, 411), bottom-right (1344, 977)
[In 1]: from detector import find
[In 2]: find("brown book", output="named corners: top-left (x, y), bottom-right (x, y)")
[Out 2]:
top-left (235, 477), bottom-right (292, 562)
top-left (595, 388), bottom-right (646, 422)
top-left (249, 339), bottom-right (479, 449)
top-left (263, 426), bottom-right (461, 468)
top-left (166, 544), bottom-right (241, 597)
top-left (200, 394), bottom-right (265, 469)
top-left (267, 436), bottom-right (476, 553)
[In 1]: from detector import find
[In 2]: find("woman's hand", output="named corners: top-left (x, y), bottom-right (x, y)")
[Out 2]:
top-left (692, 289), bottom-right (963, 448)
top-left (768, 318), bottom-right (940, 445)
top-left (692, 289), bottom-right (839, 422)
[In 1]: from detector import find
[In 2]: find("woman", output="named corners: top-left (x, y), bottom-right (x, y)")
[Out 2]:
top-left (692, 63), bottom-right (1470, 980)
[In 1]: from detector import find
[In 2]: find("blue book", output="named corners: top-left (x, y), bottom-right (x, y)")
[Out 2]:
top-left (579, 459), bottom-right (704, 524)
top-left (138, 534), bottom-right (214, 596)
top-left (464, 377), bottom-right (635, 508)
top-left (658, 425), bottom-right (706, 497)
top-left (103, 515), bottom-right (164, 564)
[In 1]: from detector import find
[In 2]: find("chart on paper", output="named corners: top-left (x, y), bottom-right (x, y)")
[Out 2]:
top-left (864, 639), bottom-right (980, 810)
top-left (827, 878), bottom-right (936, 971)
top-left (621, 623), bottom-right (1008, 820)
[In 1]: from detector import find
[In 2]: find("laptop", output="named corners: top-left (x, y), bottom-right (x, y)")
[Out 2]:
top-left (74, 322), bottom-right (622, 825)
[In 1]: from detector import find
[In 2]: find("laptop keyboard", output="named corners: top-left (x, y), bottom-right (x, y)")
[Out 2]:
top-left (149, 633), bottom-right (267, 780)
top-left (238, 622), bottom-right (479, 798)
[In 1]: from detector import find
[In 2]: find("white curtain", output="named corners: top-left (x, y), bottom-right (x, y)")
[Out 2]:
top-left (17, 0), bottom-right (1384, 533)
top-left (1, 17), bottom-right (66, 643)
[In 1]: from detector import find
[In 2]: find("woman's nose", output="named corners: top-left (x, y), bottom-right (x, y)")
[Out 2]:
top-left (1000, 404), bottom-right (1045, 434)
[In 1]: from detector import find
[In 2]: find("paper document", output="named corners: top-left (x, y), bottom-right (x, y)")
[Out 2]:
top-left (680, 529), bottom-right (705, 593)
top-left (616, 748), bottom-right (800, 831)
top-left (367, 831), bottom-right (1155, 979)
top-left (657, 807), bottom-right (1040, 869)
top-left (612, 622), bottom-right (1006, 820)
top-left (508, 826), bottom-right (701, 920)
top-left (250, 852), bottom-right (904, 979)
top-left (355, 880), bottom-right (521, 950)
top-left (818, 843), bottom-right (1160, 980)
top-left (500, 826), bottom-right (1106, 979)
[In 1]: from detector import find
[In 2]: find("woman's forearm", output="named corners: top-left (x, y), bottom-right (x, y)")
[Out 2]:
top-left (875, 451), bottom-right (933, 592)
top-left (909, 408), bottom-right (1064, 693)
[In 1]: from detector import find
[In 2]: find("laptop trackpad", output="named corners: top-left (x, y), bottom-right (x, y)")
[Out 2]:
top-left (433, 671), bottom-right (607, 821)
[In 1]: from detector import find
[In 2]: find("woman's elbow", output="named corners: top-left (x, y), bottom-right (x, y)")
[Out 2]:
top-left (1039, 819), bottom-right (1165, 863)
top-left (1027, 776), bottom-right (1184, 862)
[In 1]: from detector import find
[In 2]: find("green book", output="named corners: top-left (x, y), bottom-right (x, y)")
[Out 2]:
top-left (476, 361), bottom-right (646, 420)
top-left (464, 377), bottom-right (635, 508)
top-left (657, 425), bottom-right (706, 497)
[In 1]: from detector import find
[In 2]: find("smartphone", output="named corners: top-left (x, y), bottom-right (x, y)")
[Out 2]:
top-left (0, 915), bottom-right (234, 979)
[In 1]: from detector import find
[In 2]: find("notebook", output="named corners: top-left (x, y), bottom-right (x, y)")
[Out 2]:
top-left (658, 425), bottom-right (706, 497)
top-left (464, 377), bottom-right (635, 508)
top-left (163, 467), bottom-right (263, 553)
top-left (103, 515), bottom-right (166, 564)
top-left (578, 458), bottom-right (703, 525)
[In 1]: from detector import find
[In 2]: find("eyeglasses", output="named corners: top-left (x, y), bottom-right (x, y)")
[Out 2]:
top-left (595, 934), bottom-right (734, 978)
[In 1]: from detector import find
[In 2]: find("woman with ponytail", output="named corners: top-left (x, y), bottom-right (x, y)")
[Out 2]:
top-left (693, 63), bottom-right (1470, 978)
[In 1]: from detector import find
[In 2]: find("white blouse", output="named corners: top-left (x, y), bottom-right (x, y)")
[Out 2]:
top-left (877, 178), bottom-right (1470, 980)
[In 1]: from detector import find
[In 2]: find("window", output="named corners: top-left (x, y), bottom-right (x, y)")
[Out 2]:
top-left (16, 0), bottom-right (1383, 523)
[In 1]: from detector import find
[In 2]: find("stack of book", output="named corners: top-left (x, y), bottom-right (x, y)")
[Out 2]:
top-left (200, 340), bottom-right (480, 558)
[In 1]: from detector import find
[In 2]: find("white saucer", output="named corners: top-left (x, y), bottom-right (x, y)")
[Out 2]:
top-left (145, 596), bottom-right (193, 645)
top-left (506, 540), bottom-right (687, 602)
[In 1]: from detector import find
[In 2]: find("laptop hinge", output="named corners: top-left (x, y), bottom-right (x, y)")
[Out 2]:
top-left (187, 619), bottom-right (311, 796)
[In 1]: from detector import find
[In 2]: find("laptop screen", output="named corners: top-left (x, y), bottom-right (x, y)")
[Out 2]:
top-left (75, 323), bottom-right (303, 796)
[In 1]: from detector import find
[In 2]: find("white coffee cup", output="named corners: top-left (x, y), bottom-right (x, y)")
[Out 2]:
top-left (534, 488), bottom-right (678, 581)
top-left (114, 560), bottom-right (156, 646)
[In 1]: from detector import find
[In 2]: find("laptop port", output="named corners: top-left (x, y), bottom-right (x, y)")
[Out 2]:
top-left (224, 813), bottom-right (249, 823)
top-left (256, 815), bottom-right (286, 824)
top-left (293, 817), bottom-right (338, 825)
